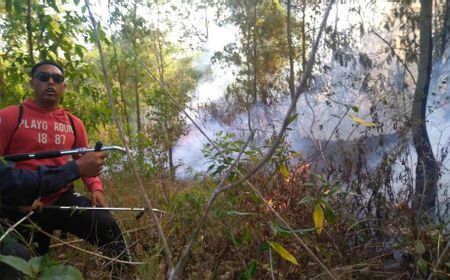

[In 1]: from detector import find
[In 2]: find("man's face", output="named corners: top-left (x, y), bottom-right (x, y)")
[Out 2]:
top-left (30, 64), bottom-right (66, 110)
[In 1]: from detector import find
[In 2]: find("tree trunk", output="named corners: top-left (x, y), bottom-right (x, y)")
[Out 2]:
top-left (301, 0), bottom-right (306, 72)
top-left (132, 0), bottom-right (141, 135)
top-left (154, 1), bottom-right (173, 177)
top-left (440, 0), bottom-right (450, 55)
top-left (287, 0), bottom-right (296, 105)
top-left (411, 0), bottom-right (439, 218)
top-left (26, 0), bottom-right (34, 65)
top-left (112, 44), bottom-right (132, 143)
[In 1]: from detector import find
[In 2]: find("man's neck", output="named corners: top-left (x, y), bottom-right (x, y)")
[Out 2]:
top-left (35, 101), bottom-right (59, 111)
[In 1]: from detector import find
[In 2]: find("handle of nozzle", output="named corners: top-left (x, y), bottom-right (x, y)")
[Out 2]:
top-left (94, 141), bottom-right (103, 152)
top-left (4, 150), bottom-right (63, 161)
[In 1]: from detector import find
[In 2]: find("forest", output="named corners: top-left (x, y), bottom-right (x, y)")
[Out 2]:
top-left (0, 0), bottom-right (449, 279)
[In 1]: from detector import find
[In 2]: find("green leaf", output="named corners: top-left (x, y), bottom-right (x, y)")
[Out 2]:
top-left (243, 229), bottom-right (252, 242)
top-left (324, 207), bottom-right (336, 223)
top-left (311, 172), bottom-right (324, 181)
top-left (0, 255), bottom-right (34, 277)
top-left (417, 257), bottom-right (428, 275)
top-left (287, 113), bottom-right (298, 125)
top-left (297, 196), bottom-right (316, 205)
top-left (242, 260), bottom-right (257, 280)
top-left (330, 186), bottom-right (343, 195)
top-left (227, 233), bottom-right (241, 246)
top-left (50, 20), bottom-right (61, 34)
top-left (5, 0), bottom-right (12, 12)
top-left (40, 264), bottom-right (83, 280)
top-left (351, 106), bottom-right (359, 113)
top-left (279, 161), bottom-right (289, 178)
top-left (267, 241), bottom-right (299, 266)
top-left (271, 223), bottom-right (315, 236)
top-left (28, 256), bottom-right (45, 275)
top-left (313, 203), bottom-right (325, 234)
top-left (75, 45), bottom-right (85, 59)
top-left (47, 0), bottom-right (60, 13)
top-left (286, 152), bottom-right (303, 160)
top-left (415, 240), bottom-right (426, 256)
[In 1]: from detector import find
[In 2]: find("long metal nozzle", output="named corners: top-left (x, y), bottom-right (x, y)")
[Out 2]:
top-left (4, 144), bottom-right (127, 162)
top-left (42, 205), bottom-right (165, 214)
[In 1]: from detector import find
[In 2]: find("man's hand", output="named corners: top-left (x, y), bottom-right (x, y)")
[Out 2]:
top-left (75, 152), bottom-right (107, 177)
top-left (91, 190), bottom-right (106, 207)
top-left (19, 198), bottom-right (44, 213)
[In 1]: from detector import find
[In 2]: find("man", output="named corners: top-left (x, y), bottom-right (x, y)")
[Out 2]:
top-left (0, 60), bottom-right (129, 272)
top-left (0, 151), bottom-right (107, 279)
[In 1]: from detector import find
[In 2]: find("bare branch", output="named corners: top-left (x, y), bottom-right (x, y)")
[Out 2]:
top-left (427, 241), bottom-right (449, 280)
top-left (371, 29), bottom-right (417, 86)
top-left (84, 0), bottom-right (173, 269)
top-left (0, 211), bottom-right (33, 243)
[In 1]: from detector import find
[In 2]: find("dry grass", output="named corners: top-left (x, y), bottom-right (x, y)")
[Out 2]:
top-left (44, 168), bottom-right (449, 280)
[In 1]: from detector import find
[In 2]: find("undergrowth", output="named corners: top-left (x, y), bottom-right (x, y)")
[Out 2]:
top-left (44, 163), bottom-right (449, 280)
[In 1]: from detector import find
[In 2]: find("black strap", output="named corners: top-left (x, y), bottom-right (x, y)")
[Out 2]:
top-left (4, 104), bottom-right (24, 152)
top-left (16, 104), bottom-right (23, 133)
top-left (66, 112), bottom-right (77, 139)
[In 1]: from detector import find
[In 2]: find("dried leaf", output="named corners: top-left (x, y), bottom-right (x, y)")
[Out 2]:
top-left (350, 114), bottom-right (379, 127)
top-left (279, 162), bottom-right (289, 178)
top-left (313, 203), bottom-right (325, 234)
top-left (267, 241), bottom-right (299, 266)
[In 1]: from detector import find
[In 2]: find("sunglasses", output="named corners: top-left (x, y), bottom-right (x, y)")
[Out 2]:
top-left (34, 72), bottom-right (65, 84)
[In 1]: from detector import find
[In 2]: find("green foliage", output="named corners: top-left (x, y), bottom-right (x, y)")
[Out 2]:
top-left (0, 255), bottom-right (83, 280)
top-left (212, 0), bottom-right (297, 107)
top-left (166, 187), bottom-right (209, 224)
top-left (270, 223), bottom-right (315, 237)
top-left (0, 1), bottom-right (112, 134)
top-left (242, 260), bottom-right (257, 279)
top-left (203, 131), bottom-right (256, 180)
top-left (297, 173), bottom-right (353, 234)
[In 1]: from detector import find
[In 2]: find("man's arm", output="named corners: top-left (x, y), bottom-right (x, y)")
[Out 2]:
top-left (0, 152), bottom-right (107, 206)
top-left (70, 115), bottom-right (106, 206)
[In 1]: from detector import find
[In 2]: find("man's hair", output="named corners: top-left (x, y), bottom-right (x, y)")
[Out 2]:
top-left (30, 60), bottom-right (64, 77)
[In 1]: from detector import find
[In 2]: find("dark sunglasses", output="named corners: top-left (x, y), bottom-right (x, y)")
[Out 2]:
top-left (34, 72), bottom-right (65, 84)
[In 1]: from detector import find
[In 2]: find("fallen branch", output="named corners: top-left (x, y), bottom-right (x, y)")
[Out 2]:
top-left (0, 211), bottom-right (33, 243)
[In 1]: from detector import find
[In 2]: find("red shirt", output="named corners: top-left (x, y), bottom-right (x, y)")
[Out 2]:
top-left (0, 99), bottom-right (102, 205)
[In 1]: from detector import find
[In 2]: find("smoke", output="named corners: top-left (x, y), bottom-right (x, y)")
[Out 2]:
top-left (172, 1), bottom-right (450, 218)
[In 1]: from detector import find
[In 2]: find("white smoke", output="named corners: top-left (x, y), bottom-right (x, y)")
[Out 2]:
top-left (172, 0), bottom-right (450, 215)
